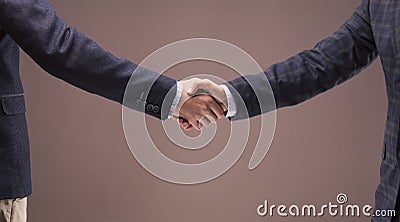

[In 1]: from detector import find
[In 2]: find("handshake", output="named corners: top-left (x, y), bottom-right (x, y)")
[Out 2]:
top-left (170, 78), bottom-right (235, 131)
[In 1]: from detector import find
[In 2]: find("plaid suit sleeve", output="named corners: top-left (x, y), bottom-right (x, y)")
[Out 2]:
top-left (226, 0), bottom-right (378, 120)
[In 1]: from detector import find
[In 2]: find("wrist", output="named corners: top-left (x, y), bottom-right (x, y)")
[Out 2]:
top-left (168, 81), bottom-right (183, 118)
top-left (220, 84), bottom-right (237, 117)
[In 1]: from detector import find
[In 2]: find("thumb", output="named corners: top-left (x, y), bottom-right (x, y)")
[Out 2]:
top-left (187, 82), bottom-right (200, 95)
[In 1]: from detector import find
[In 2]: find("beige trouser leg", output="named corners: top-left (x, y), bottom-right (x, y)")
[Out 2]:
top-left (0, 198), bottom-right (27, 222)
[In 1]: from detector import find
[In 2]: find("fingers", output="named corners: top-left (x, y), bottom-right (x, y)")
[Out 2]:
top-left (177, 118), bottom-right (184, 124)
top-left (179, 118), bottom-right (193, 131)
top-left (187, 84), bottom-right (198, 95)
top-left (177, 114), bottom-right (211, 132)
top-left (208, 98), bottom-right (225, 119)
top-left (175, 78), bottom-right (229, 131)
top-left (199, 116), bottom-right (212, 128)
top-left (180, 78), bottom-right (227, 108)
top-left (182, 122), bottom-right (193, 130)
top-left (184, 78), bottom-right (202, 96)
top-left (181, 77), bottom-right (201, 96)
top-left (186, 79), bottom-right (211, 96)
top-left (185, 115), bottom-right (201, 131)
top-left (219, 101), bottom-right (228, 113)
top-left (192, 79), bottom-right (227, 107)
top-left (176, 94), bottom-right (229, 131)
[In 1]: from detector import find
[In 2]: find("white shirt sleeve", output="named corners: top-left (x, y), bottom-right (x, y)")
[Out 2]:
top-left (168, 81), bottom-right (183, 118)
top-left (220, 84), bottom-right (237, 118)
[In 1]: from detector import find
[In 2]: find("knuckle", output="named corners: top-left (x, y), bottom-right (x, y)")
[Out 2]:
top-left (200, 79), bottom-right (208, 84)
top-left (206, 79), bottom-right (215, 87)
top-left (194, 114), bottom-right (202, 120)
top-left (205, 96), bottom-right (213, 102)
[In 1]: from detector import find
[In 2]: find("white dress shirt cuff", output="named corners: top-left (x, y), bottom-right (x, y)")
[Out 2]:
top-left (168, 81), bottom-right (183, 118)
top-left (221, 85), bottom-right (237, 118)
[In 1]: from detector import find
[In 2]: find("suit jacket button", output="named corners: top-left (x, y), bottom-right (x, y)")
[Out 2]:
top-left (135, 99), bottom-right (141, 107)
top-left (146, 104), bottom-right (154, 111)
top-left (153, 105), bottom-right (160, 113)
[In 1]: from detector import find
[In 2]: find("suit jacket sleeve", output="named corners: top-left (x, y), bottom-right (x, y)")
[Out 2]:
top-left (225, 0), bottom-right (378, 120)
top-left (0, 0), bottom-right (176, 120)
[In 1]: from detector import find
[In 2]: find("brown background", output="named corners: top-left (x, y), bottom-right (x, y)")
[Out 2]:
top-left (20, 0), bottom-right (386, 221)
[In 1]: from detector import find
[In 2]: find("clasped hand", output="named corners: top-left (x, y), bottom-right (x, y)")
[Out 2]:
top-left (171, 78), bottom-right (228, 131)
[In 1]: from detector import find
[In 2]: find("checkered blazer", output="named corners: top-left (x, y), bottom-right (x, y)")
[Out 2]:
top-left (226, 1), bottom-right (399, 221)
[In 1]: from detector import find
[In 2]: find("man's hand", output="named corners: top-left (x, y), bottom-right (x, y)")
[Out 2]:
top-left (175, 95), bottom-right (225, 130)
top-left (173, 78), bottom-right (228, 131)
top-left (182, 78), bottom-right (227, 107)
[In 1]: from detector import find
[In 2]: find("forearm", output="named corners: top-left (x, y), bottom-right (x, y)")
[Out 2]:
top-left (226, 1), bottom-right (377, 120)
top-left (0, 0), bottom-right (176, 119)
top-left (265, 28), bottom-right (377, 109)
